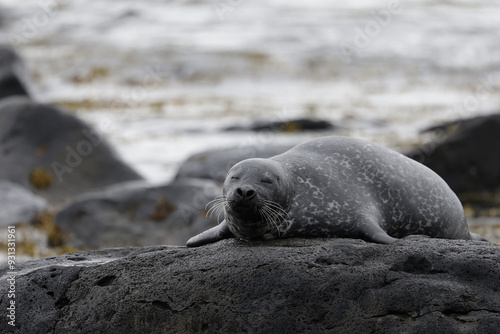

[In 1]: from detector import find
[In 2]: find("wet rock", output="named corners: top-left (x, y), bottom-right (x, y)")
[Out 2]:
top-left (55, 178), bottom-right (221, 249)
top-left (0, 45), bottom-right (31, 100)
top-left (0, 98), bottom-right (143, 206)
top-left (175, 144), bottom-right (294, 183)
top-left (225, 117), bottom-right (335, 132)
top-left (1, 238), bottom-right (498, 333)
top-left (0, 180), bottom-right (47, 226)
top-left (408, 114), bottom-right (500, 198)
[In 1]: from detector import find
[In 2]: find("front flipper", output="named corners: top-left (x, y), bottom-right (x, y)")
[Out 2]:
top-left (186, 220), bottom-right (234, 247)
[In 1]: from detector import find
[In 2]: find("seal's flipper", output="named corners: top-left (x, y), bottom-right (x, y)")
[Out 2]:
top-left (469, 232), bottom-right (490, 242)
top-left (359, 222), bottom-right (398, 244)
top-left (186, 220), bottom-right (233, 247)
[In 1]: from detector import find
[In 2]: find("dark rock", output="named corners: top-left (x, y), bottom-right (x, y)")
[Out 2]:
top-left (55, 178), bottom-right (221, 249)
top-left (1, 238), bottom-right (498, 333)
top-left (175, 144), bottom-right (294, 183)
top-left (0, 45), bottom-right (31, 99)
top-left (0, 180), bottom-right (47, 226)
top-left (225, 117), bottom-right (335, 132)
top-left (0, 97), bottom-right (143, 206)
top-left (408, 114), bottom-right (500, 197)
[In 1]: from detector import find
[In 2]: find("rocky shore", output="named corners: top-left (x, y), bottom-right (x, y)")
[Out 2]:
top-left (1, 3), bottom-right (500, 331)
top-left (1, 45), bottom-right (500, 259)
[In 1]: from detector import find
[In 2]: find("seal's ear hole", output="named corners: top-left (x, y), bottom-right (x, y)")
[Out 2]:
top-left (231, 176), bottom-right (240, 180)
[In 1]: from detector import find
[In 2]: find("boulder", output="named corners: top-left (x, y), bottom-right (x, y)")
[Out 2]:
top-left (175, 144), bottom-right (294, 183)
top-left (0, 45), bottom-right (31, 99)
top-left (0, 180), bottom-right (47, 226)
top-left (408, 114), bottom-right (500, 204)
top-left (0, 98), bottom-right (143, 206)
top-left (1, 238), bottom-right (498, 333)
top-left (55, 179), bottom-right (221, 249)
top-left (225, 117), bottom-right (335, 132)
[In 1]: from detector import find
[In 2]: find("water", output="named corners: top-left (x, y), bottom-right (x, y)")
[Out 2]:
top-left (0, 0), bottom-right (499, 183)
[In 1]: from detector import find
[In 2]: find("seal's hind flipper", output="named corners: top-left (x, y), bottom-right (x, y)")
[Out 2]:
top-left (359, 222), bottom-right (398, 244)
top-left (469, 232), bottom-right (490, 242)
top-left (186, 220), bottom-right (233, 247)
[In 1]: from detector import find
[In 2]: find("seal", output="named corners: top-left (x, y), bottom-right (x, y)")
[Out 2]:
top-left (186, 136), bottom-right (487, 247)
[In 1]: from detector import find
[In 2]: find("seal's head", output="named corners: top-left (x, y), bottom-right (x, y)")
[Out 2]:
top-left (223, 158), bottom-right (292, 240)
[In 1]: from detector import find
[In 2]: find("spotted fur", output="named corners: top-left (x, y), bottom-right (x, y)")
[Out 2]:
top-left (187, 136), bottom-right (486, 247)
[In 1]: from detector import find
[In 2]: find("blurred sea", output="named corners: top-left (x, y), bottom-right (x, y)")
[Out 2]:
top-left (0, 0), bottom-right (499, 182)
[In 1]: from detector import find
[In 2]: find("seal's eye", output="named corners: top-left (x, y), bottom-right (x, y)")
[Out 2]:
top-left (231, 176), bottom-right (240, 180)
top-left (261, 178), bottom-right (273, 184)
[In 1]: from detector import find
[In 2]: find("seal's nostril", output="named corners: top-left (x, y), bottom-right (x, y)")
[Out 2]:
top-left (235, 187), bottom-right (255, 199)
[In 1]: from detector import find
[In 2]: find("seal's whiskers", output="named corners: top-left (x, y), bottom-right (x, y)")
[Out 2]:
top-left (261, 200), bottom-right (290, 222)
top-left (206, 195), bottom-right (228, 223)
top-left (258, 199), bottom-right (290, 236)
top-left (259, 206), bottom-right (281, 237)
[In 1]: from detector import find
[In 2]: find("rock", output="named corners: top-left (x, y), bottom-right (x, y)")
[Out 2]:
top-left (55, 178), bottom-right (221, 249)
top-left (175, 144), bottom-right (294, 183)
top-left (0, 97), bottom-right (143, 206)
top-left (0, 180), bottom-right (47, 226)
top-left (0, 45), bottom-right (31, 99)
top-left (408, 114), bottom-right (500, 201)
top-left (225, 117), bottom-right (335, 132)
top-left (1, 238), bottom-right (498, 333)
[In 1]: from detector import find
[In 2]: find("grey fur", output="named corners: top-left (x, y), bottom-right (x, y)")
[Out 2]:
top-left (187, 136), bottom-right (486, 247)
